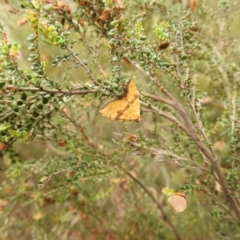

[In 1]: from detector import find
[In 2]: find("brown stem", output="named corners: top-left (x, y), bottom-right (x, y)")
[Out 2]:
top-left (64, 113), bottom-right (182, 238)
top-left (61, 110), bottom-right (96, 149)
top-left (15, 87), bottom-right (96, 95)
top-left (66, 46), bottom-right (103, 87)
top-left (144, 89), bottom-right (240, 220)
top-left (140, 101), bottom-right (189, 134)
top-left (122, 169), bottom-right (183, 240)
top-left (168, 95), bottom-right (240, 219)
top-left (142, 92), bottom-right (173, 106)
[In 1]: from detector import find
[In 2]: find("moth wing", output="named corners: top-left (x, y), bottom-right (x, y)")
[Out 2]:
top-left (99, 80), bottom-right (140, 122)
top-left (99, 98), bottom-right (131, 121)
top-left (168, 195), bottom-right (187, 213)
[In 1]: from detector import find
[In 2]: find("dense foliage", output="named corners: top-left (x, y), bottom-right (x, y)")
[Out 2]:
top-left (0, 0), bottom-right (240, 239)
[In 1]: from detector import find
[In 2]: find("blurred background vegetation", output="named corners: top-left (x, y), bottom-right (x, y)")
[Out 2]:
top-left (0, 0), bottom-right (240, 239)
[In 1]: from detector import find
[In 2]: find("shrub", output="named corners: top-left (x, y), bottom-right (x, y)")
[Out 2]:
top-left (0, 0), bottom-right (240, 239)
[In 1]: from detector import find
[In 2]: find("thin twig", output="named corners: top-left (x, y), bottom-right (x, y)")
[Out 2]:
top-left (63, 112), bottom-right (182, 239)
top-left (121, 168), bottom-right (182, 240)
top-left (15, 87), bottom-right (97, 95)
top-left (128, 141), bottom-right (211, 173)
top-left (66, 46), bottom-right (103, 87)
top-left (130, 47), bottom-right (240, 221)
top-left (140, 101), bottom-right (189, 133)
top-left (190, 78), bottom-right (217, 160)
top-left (141, 92), bottom-right (173, 106)
top-left (204, 190), bottom-right (238, 223)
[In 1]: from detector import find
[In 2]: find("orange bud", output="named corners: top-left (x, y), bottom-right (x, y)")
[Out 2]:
top-left (99, 10), bottom-right (109, 21)
top-left (190, 0), bottom-right (197, 11)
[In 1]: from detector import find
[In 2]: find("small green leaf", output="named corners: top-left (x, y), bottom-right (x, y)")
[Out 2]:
top-left (0, 124), bottom-right (10, 131)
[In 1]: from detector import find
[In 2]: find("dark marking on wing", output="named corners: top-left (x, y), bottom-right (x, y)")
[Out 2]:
top-left (115, 94), bottom-right (139, 122)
